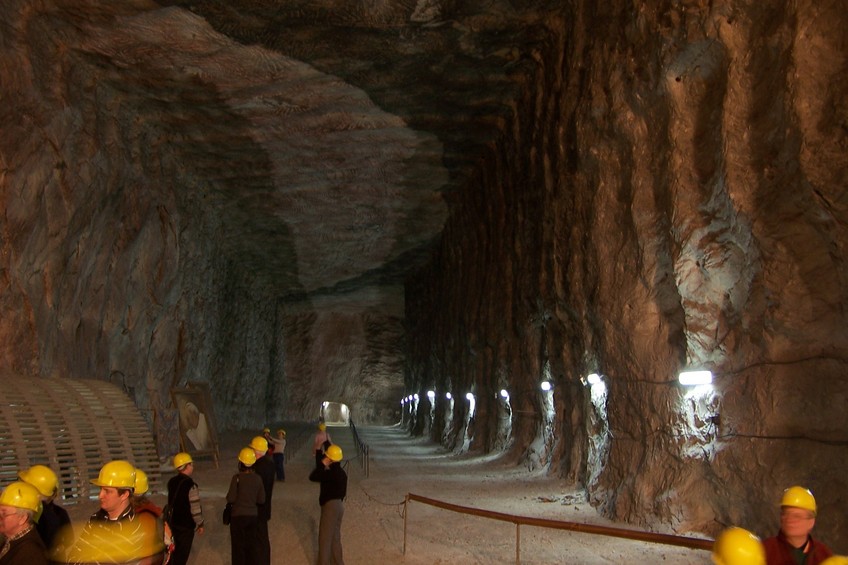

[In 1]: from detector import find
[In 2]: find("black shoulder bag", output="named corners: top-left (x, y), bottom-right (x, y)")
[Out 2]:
top-left (223, 476), bottom-right (238, 525)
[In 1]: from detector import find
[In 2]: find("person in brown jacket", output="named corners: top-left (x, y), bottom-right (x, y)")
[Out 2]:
top-left (226, 448), bottom-right (266, 565)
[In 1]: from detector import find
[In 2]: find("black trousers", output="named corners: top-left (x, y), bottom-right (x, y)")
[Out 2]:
top-left (170, 527), bottom-right (195, 565)
top-left (230, 515), bottom-right (259, 565)
top-left (257, 517), bottom-right (271, 565)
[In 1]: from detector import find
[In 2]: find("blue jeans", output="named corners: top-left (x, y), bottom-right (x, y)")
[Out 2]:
top-left (273, 452), bottom-right (285, 480)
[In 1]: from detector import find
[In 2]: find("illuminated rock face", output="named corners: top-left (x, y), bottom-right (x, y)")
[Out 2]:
top-left (404, 0), bottom-right (848, 547)
top-left (1, 0), bottom-right (846, 549)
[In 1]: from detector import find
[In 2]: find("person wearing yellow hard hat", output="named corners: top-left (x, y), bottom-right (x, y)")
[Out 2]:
top-left (17, 464), bottom-right (71, 552)
top-left (57, 460), bottom-right (162, 564)
top-left (309, 444), bottom-right (347, 565)
top-left (0, 480), bottom-right (46, 564)
top-left (313, 422), bottom-right (332, 469)
top-left (250, 436), bottom-right (275, 565)
top-left (132, 468), bottom-right (174, 563)
top-left (225, 447), bottom-right (266, 565)
top-left (89, 460), bottom-right (137, 521)
top-left (269, 429), bottom-right (287, 482)
top-left (712, 526), bottom-right (765, 565)
top-left (262, 428), bottom-right (276, 459)
top-left (763, 486), bottom-right (834, 564)
top-left (166, 453), bottom-right (204, 565)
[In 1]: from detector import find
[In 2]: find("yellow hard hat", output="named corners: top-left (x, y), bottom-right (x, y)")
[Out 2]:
top-left (250, 436), bottom-right (268, 452)
top-left (262, 428), bottom-right (270, 434)
top-left (318, 423), bottom-right (326, 431)
top-left (820, 557), bottom-right (848, 565)
top-left (18, 464), bottom-right (59, 497)
top-left (134, 469), bottom-right (149, 496)
top-left (173, 452), bottom-right (193, 469)
top-left (238, 447), bottom-right (257, 467)
top-left (91, 460), bottom-right (136, 489)
top-left (0, 481), bottom-right (43, 513)
top-left (712, 527), bottom-right (765, 565)
top-left (326, 445), bottom-right (343, 462)
top-left (277, 429), bottom-right (286, 436)
top-left (781, 486), bottom-right (816, 515)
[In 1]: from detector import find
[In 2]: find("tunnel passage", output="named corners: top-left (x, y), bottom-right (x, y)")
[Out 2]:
top-left (0, 377), bottom-right (161, 502)
top-left (321, 401), bottom-right (351, 426)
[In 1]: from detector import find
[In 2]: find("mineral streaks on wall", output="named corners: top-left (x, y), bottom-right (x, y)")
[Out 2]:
top-left (405, 0), bottom-right (848, 545)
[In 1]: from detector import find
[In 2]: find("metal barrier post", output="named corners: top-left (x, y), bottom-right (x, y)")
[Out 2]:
top-left (403, 494), bottom-right (409, 555)
top-left (516, 522), bottom-right (521, 565)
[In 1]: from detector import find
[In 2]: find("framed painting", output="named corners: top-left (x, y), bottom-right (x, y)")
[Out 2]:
top-left (171, 383), bottom-right (219, 461)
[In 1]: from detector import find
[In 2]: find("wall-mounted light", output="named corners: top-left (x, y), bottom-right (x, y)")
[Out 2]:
top-left (499, 389), bottom-right (509, 399)
top-left (446, 392), bottom-right (452, 400)
top-left (586, 372), bottom-right (607, 401)
top-left (466, 392), bottom-right (476, 418)
top-left (678, 370), bottom-right (713, 386)
top-left (427, 390), bottom-right (435, 401)
top-left (540, 381), bottom-right (552, 392)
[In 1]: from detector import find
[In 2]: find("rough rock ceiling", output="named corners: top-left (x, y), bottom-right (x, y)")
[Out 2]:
top-left (37, 0), bottom-right (543, 303)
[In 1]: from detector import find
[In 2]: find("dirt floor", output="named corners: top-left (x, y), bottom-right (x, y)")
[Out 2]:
top-left (66, 424), bottom-right (713, 564)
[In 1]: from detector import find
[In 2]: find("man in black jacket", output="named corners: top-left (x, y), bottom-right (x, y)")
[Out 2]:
top-left (166, 453), bottom-right (204, 565)
top-left (309, 444), bottom-right (347, 565)
top-left (250, 436), bottom-right (275, 565)
top-left (17, 464), bottom-right (71, 553)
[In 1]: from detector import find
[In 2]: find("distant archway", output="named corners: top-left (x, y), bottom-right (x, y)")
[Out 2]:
top-left (321, 401), bottom-right (350, 426)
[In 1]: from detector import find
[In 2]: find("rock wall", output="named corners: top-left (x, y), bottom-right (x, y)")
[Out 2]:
top-left (407, 0), bottom-right (847, 547)
top-left (1, 0), bottom-right (427, 444)
top-left (2, 0), bottom-right (846, 547)
top-left (0, 0), bottom-right (266, 442)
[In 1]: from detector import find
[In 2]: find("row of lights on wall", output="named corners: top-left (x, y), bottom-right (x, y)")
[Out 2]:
top-left (399, 381), bottom-right (554, 406)
top-left (399, 370), bottom-right (713, 405)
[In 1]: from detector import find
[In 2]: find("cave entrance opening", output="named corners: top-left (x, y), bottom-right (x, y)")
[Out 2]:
top-left (321, 401), bottom-right (350, 426)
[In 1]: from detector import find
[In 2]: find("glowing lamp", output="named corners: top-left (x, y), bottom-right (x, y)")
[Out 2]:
top-left (678, 370), bottom-right (713, 386)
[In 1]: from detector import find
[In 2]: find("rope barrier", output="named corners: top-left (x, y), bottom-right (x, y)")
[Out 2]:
top-left (403, 492), bottom-right (714, 563)
top-left (357, 483), bottom-right (407, 508)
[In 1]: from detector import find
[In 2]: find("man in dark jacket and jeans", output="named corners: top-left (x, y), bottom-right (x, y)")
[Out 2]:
top-left (166, 453), bottom-right (204, 565)
top-left (250, 436), bottom-right (275, 565)
top-left (309, 444), bottom-right (347, 565)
